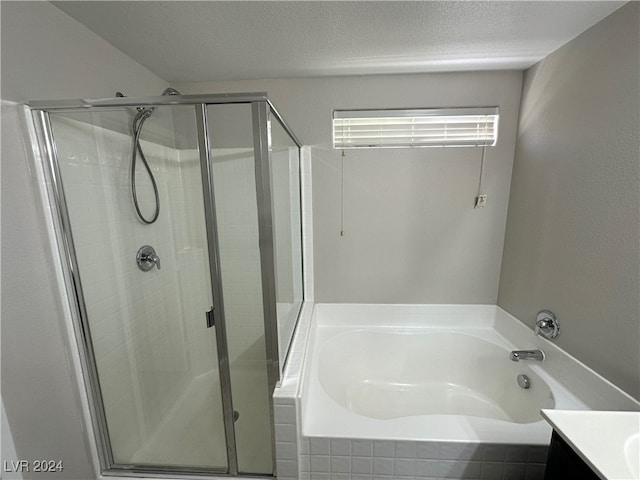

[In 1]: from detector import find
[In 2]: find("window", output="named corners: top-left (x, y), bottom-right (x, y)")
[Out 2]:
top-left (333, 107), bottom-right (499, 149)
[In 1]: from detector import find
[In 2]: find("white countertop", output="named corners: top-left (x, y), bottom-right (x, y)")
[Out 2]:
top-left (542, 409), bottom-right (640, 480)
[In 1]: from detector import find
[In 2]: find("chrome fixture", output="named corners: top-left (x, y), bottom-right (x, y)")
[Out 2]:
top-left (536, 310), bottom-right (559, 339)
top-left (129, 87), bottom-right (181, 224)
top-left (517, 374), bottom-right (531, 389)
top-left (510, 350), bottom-right (544, 361)
top-left (136, 245), bottom-right (160, 271)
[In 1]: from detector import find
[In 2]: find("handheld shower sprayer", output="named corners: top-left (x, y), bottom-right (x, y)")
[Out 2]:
top-left (125, 87), bottom-right (181, 224)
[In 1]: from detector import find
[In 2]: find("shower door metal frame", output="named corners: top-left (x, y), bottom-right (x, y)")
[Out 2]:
top-left (195, 103), bottom-right (239, 476)
top-left (28, 92), bottom-right (303, 479)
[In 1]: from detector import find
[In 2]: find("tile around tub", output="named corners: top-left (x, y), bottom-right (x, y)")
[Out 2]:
top-left (351, 475), bottom-right (374, 480)
top-left (525, 463), bottom-right (547, 480)
top-left (275, 441), bottom-right (297, 460)
top-left (310, 455), bottom-right (330, 473)
top-left (395, 441), bottom-right (418, 458)
top-left (275, 423), bottom-right (296, 443)
top-left (372, 457), bottom-right (394, 475)
top-left (299, 437), bottom-right (311, 454)
top-left (483, 444), bottom-right (507, 462)
top-left (330, 438), bottom-right (352, 456)
top-left (393, 457), bottom-right (417, 476)
top-left (329, 474), bottom-right (350, 480)
top-left (310, 437), bottom-right (330, 455)
top-left (503, 462), bottom-right (527, 480)
top-left (330, 455), bottom-right (351, 473)
top-left (416, 459), bottom-right (439, 477)
top-left (438, 460), bottom-right (482, 479)
top-left (300, 454), bottom-right (311, 472)
top-left (480, 461), bottom-right (503, 479)
top-left (416, 442), bottom-right (439, 459)
top-left (310, 473), bottom-right (329, 480)
top-left (352, 456), bottom-right (373, 474)
top-left (505, 445), bottom-right (530, 463)
top-left (275, 459), bottom-right (298, 478)
top-left (352, 439), bottom-right (374, 457)
top-left (439, 442), bottom-right (484, 461)
top-left (273, 403), bottom-right (296, 424)
top-left (527, 446), bottom-right (549, 464)
top-left (373, 441), bottom-right (395, 458)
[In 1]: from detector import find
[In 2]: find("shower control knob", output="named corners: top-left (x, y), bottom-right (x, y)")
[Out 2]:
top-left (136, 245), bottom-right (161, 271)
top-left (535, 310), bottom-right (559, 339)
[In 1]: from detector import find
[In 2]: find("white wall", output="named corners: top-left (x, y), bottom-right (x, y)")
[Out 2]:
top-left (1, 2), bottom-right (166, 477)
top-left (1, 397), bottom-right (21, 480)
top-left (498, 3), bottom-right (639, 400)
top-left (1, 101), bottom-right (98, 480)
top-left (0, 2), bottom-right (166, 102)
top-left (175, 72), bottom-right (524, 304)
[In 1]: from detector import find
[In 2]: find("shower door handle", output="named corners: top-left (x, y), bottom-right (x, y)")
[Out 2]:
top-left (205, 307), bottom-right (215, 328)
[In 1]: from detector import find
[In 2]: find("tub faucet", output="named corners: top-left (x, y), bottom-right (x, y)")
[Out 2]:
top-left (510, 350), bottom-right (544, 362)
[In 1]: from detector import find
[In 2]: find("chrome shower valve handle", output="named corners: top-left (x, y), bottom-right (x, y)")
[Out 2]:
top-left (136, 245), bottom-right (161, 271)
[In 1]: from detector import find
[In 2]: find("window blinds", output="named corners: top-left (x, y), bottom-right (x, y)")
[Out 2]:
top-left (333, 107), bottom-right (499, 149)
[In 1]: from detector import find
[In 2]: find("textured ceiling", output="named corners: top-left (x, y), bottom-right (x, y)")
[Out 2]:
top-left (53, 1), bottom-right (625, 83)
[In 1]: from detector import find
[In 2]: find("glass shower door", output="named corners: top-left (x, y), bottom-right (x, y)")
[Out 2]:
top-left (47, 105), bottom-right (229, 471)
top-left (206, 103), bottom-right (273, 474)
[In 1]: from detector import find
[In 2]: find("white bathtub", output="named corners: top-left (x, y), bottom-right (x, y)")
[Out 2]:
top-left (301, 304), bottom-right (638, 446)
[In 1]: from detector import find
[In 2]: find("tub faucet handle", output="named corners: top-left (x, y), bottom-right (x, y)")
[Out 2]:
top-left (536, 310), bottom-right (559, 339)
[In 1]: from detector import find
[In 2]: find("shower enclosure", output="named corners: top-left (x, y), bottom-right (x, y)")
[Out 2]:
top-left (29, 93), bottom-right (303, 477)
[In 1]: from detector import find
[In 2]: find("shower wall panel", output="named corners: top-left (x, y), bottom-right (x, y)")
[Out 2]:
top-left (173, 148), bottom-right (217, 380)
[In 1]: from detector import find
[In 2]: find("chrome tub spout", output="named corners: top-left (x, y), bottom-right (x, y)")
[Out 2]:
top-left (510, 350), bottom-right (544, 361)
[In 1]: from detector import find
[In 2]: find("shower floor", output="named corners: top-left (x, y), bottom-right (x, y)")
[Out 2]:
top-left (131, 367), bottom-right (272, 473)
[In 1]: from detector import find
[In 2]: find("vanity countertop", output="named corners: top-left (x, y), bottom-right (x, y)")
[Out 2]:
top-left (541, 409), bottom-right (640, 480)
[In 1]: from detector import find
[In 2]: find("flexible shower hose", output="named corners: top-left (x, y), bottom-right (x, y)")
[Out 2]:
top-left (130, 110), bottom-right (160, 224)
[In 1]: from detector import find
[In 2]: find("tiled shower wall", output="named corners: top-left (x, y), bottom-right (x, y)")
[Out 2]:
top-left (53, 115), bottom-right (200, 461)
top-left (209, 147), bottom-right (267, 368)
top-left (54, 116), bottom-right (274, 462)
top-left (171, 147), bottom-right (218, 380)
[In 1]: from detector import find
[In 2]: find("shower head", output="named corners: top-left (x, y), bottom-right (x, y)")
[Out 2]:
top-left (123, 88), bottom-right (181, 120)
top-left (135, 106), bottom-right (156, 119)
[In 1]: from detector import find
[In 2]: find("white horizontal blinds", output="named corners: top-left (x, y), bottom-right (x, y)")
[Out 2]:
top-left (333, 107), bottom-right (499, 149)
